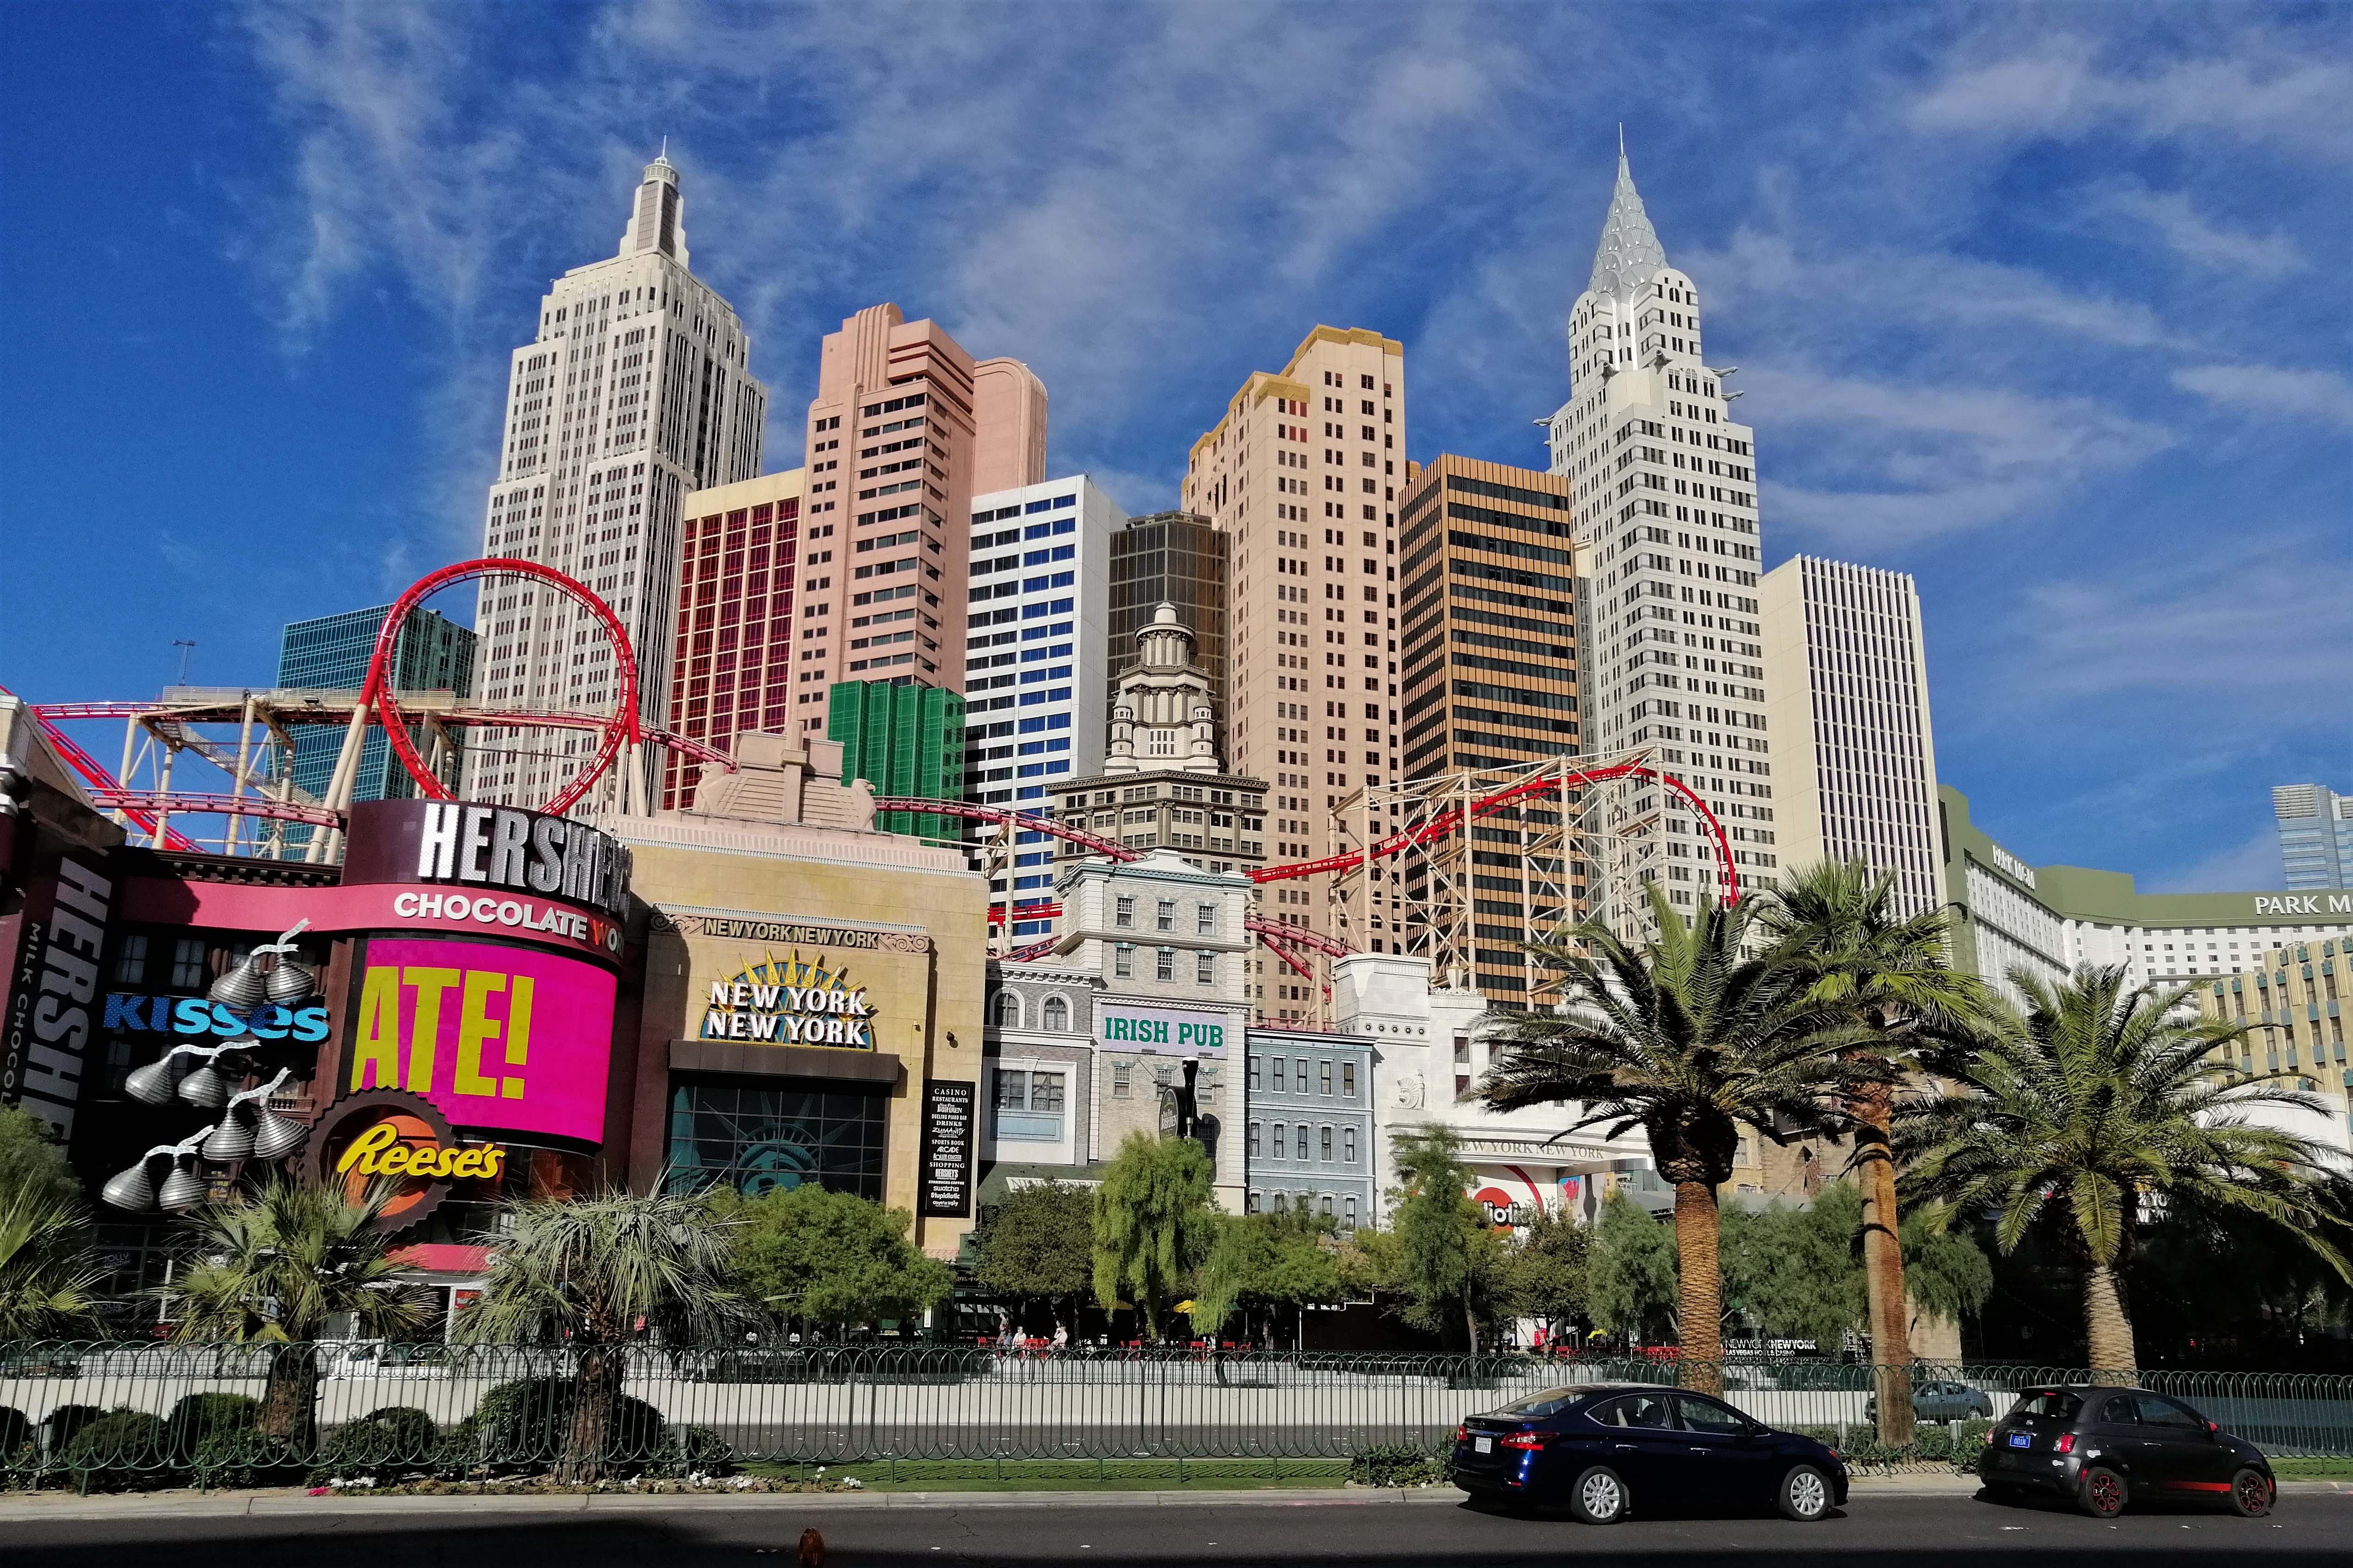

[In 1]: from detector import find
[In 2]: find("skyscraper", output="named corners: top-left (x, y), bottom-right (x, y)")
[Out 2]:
top-left (2273, 784), bottom-right (2353, 890)
top-left (277, 604), bottom-right (475, 827)
top-left (1548, 150), bottom-right (1769, 935)
top-left (464, 153), bottom-right (767, 811)
top-left (662, 468), bottom-right (805, 809)
top-left (1181, 327), bottom-right (1408, 958)
top-left (1760, 557), bottom-right (1939, 914)
top-left (1108, 512), bottom-right (1229, 743)
top-left (791, 307), bottom-right (1045, 736)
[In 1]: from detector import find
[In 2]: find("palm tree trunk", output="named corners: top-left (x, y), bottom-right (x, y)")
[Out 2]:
top-left (1463, 1291), bottom-right (1479, 1356)
top-left (258, 1343), bottom-right (319, 1449)
top-left (1855, 1082), bottom-right (1915, 1446)
top-left (1672, 1181), bottom-right (1723, 1394)
top-left (560, 1340), bottom-right (626, 1482)
top-left (2082, 1263), bottom-right (2138, 1380)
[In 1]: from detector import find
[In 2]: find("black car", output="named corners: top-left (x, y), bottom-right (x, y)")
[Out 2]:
top-left (1451, 1383), bottom-right (1849, 1524)
top-left (1980, 1386), bottom-right (2276, 1518)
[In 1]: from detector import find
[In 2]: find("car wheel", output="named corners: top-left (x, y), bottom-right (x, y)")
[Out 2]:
top-left (1569, 1465), bottom-right (1629, 1525)
top-left (2227, 1467), bottom-right (2273, 1518)
top-left (2076, 1465), bottom-right (2127, 1519)
top-left (1778, 1464), bottom-right (1832, 1522)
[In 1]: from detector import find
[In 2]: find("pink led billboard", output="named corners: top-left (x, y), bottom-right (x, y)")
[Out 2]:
top-left (346, 938), bottom-right (616, 1147)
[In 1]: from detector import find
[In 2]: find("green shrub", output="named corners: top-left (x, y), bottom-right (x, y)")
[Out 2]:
top-left (0, 1406), bottom-right (32, 1481)
top-left (40, 1403), bottom-right (104, 1456)
top-left (60, 1409), bottom-right (170, 1491)
top-left (359, 1406), bottom-right (438, 1462)
top-left (643, 1423), bottom-right (733, 1478)
top-left (436, 1377), bottom-right (670, 1476)
top-left (193, 1427), bottom-right (303, 1489)
top-left (165, 1392), bottom-right (258, 1464)
top-left (1348, 1443), bottom-right (1445, 1487)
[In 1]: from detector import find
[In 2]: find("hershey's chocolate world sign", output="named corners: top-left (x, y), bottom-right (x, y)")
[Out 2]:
top-left (343, 799), bottom-right (631, 921)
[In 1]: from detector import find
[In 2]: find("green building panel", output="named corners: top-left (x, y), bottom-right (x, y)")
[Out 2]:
top-left (829, 680), bottom-right (966, 840)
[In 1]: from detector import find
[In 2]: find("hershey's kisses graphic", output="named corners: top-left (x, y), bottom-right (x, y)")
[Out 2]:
top-left (699, 950), bottom-right (875, 1048)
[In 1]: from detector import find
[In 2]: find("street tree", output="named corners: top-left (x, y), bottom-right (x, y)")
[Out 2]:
top-left (1386, 1125), bottom-right (1506, 1352)
top-left (1585, 1190), bottom-right (1677, 1343)
top-left (1757, 859), bottom-right (1988, 1440)
top-left (719, 1182), bottom-right (953, 1333)
top-left (162, 1179), bottom-right (431, 1443)
top-left (1477, 887), bottom-right (1882, 1385)
top-left (1091, 1132), bottom-right (1216, 1339)
top-left (460, 1189), bottom-right (752, 1480)
top-left (1901, 965), bottom-right (2350, 1373)
top-left (1496, 1207), bottom-right (1592, 1338)
top-left (974, 1181), bottom-right (1094, 1332)
top-left (1187, 1208), bottom-right (1345, 1346)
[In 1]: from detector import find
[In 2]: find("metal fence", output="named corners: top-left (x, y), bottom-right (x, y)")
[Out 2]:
top-left (5, 1341), bottom-right (2350, 1486)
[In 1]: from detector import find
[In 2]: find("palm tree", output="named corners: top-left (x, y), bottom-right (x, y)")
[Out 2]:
top-left (1756, 860), bottom-right (1988, 1444)
top-left (1090, 1132), bottom-right (1215, 1340)
top-left (1900, 966), bottom-right (2351, 1374)
top-left (459, 1189), bottom-right (752, 1481)
top-left (162, 1178), bottom-right (432, 1443)
top-left (1476, 886), bottom-right (1882, 1387)
top-left (0, 1183), bottom-right (105, 1341)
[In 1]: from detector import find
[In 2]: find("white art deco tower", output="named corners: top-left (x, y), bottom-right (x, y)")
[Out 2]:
top-left (1547, 150), bottom-right (1778, 936)
top-left (463, 154), bottom-right (768, 811)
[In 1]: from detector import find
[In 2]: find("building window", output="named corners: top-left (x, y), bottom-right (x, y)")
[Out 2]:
top-left (1271, 1057), bottom-right (1286, 1092)
top-left (1319, 1125), bottom-right (1333, 1161)
top-left (1248, 1054), bottom-right (1261, 1089)
top-left (993, 991), bottom-right (1022, 1029)
top-left (1319, 1060), bottom-right (1333, 1095)
top-left (1156, 948), bottom-right (1176, 981)
top-left (1196, 903), bottom-right (1217, 937)
top-left (664, 1078), bottom-right (888, 1201)
top-left (992, 1068), bottom-right (1067, 1143)
top-left (171, 938), bottom-right (208, 990)
top-left (1294, 1124), bottom-right (1311, 1160)
top-left (1248, 1121), bottom-right (1261, 1158)
top-left (1343, 1195), bottom-right (1358, 1230)
top-left (1248, 1190), bottom-right (1262, 1214)
top-left (1294, 1056), bottom-right (1308, 1088)
top-left (1272, 1191), bottom-right (1289, 1213)
top-left (1342, 1061), bottom-right (1356, 1097)
top-left (1041, 995), bottom-right (1070, 1032)
top-left (1114, 944), bottom-right (1134, 979)
top-left (1270, 1122), bottom-right (1285, 1159)
top-left (1115, 896), bottom-right (1135, 928)
top-left (111, 933), bottom-right (149, 986)
top-left (1112, 1062), bottom-right (1132, 1098)
top-left (1156, 898), bottom-right (1176, 933)
top-left (1196, 951), bottom-right (1216, 984)
top-left (1320, 1194), bottom-right (1334, 1218)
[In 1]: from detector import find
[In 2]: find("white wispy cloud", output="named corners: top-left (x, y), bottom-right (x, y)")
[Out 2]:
top-left (2087, 184), bottom-right (2306, 277)
top-left (2172, 364), bottom-right (2353, 430)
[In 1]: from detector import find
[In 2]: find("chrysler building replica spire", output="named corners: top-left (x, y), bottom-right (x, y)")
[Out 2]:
top-left (462, 152), bottom-right (768, 814)
top-left (1547, 147), bottom-right (1774, 938)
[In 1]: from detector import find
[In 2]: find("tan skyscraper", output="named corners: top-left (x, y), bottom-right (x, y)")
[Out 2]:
top-left (1181, 326), bottom-right (1407, 974)
top-left (792, 307), bottom-right (1048, 733)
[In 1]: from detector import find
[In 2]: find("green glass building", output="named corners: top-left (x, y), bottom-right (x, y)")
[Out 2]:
top-left (828, 679), bottom-right (966, 840)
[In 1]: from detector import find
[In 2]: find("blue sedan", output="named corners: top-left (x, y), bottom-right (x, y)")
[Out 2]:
top-left (1451, 1383), bottom-right (1849, 1524)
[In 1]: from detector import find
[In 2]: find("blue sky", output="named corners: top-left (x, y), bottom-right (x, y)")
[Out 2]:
top-left (2, 1), bottom-right (2346, 892)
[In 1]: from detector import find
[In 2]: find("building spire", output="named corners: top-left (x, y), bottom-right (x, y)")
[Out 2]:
top-left (1587, 139), bottom-right (1668, 300)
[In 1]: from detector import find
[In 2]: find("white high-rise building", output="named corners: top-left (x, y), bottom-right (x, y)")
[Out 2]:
top-left (1547, 149), bottom-right (1773, 935)
top-left (464, 154), bottom-right (768, 812)
top-left (1760, 557), bottom-right (1944, 917)
top-left (2273, 784), bottom-right (2353, 891)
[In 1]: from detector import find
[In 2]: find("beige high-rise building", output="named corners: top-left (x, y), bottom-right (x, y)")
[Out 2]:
top-left (1760, 556), bottom-right (1940, 916)
top-left (1181, 327), bottom-right (1407, 971)
top-left (792, 307), bottom-right (1048, 734)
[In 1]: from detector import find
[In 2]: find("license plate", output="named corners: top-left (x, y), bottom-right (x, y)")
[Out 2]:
top-left (1474, 1436), bottom-right (1493, 1454)
top-left (2008, 1432), bottom-right (2032, 1449)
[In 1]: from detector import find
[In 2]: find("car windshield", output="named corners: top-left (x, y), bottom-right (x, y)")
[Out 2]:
top-left (2009, 1390), bottom-right (2085, 1421)
top-left (1489, 1387), bottom-right (1586, 1419)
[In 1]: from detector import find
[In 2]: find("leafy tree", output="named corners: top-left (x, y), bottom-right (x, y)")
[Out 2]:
top-left (1586, 1191), bottom-right (1678, 1341)
top-left (0, 1106), bottom-right (84, 1209)
top-left (1386, 1125), bottom-right (1506, 1351)
top-left (161, 1179), bottom-right (431, 1443)
top-left (717, 1182), bottom-right (952, 1332)
top-left (1187, 1208), bottom-right (1344, 1344)
top-left (1477, 887), bottom-right (1881, 1382)
top-left (1757, 860), bottom-right (1988, 1440)
top-left (1901, 966), bottom-right (2351, 1373)
top-left (1090, 1132), bottom-right (1216, 1339)
top-left (459, 1189), bottom-right (752, 1480)
top-left (1899, 1209), bottom-right (1994, 1344)
top-left (0, 1182), bottom-right (103, 1341)
top-left (974, 1181), bottom-right (1094, 1329)
top-left (1495, 1208), bottom-right (1591, 1333)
